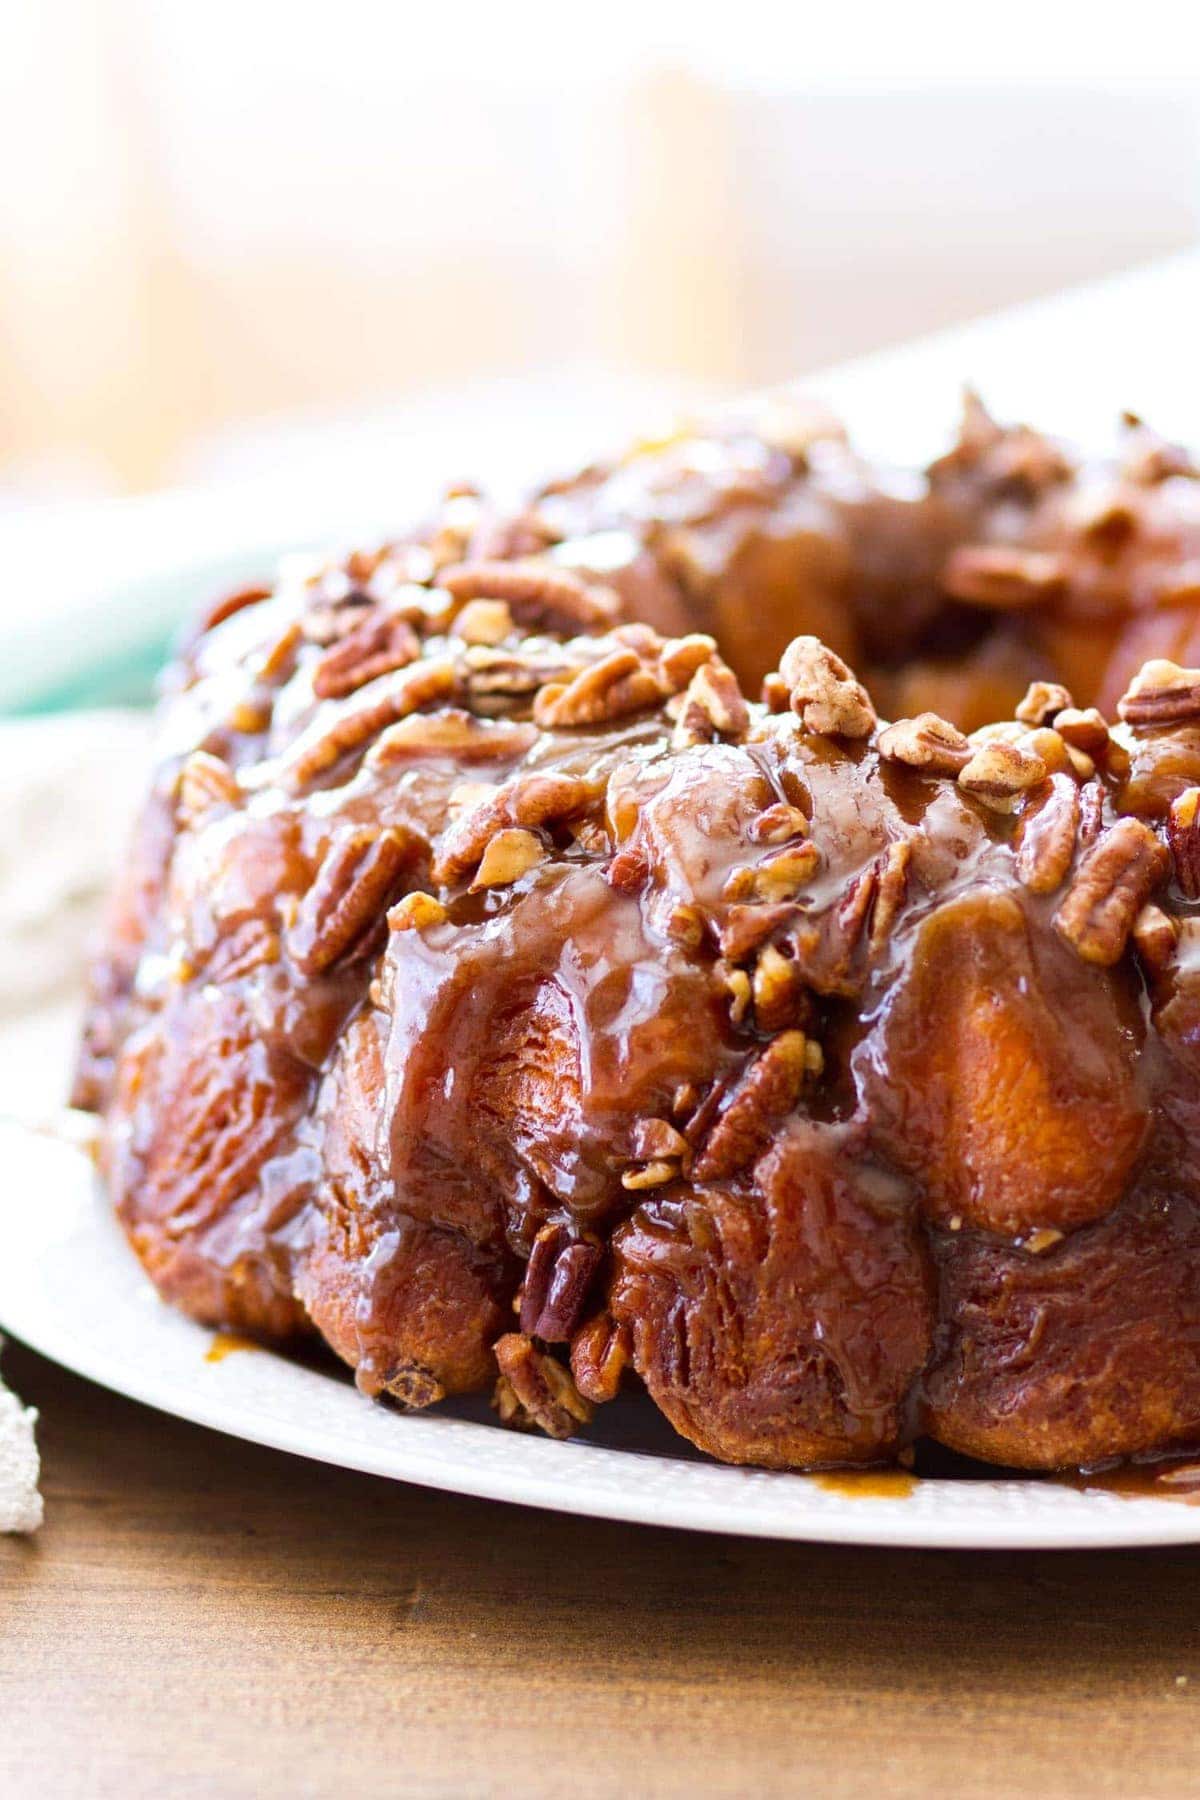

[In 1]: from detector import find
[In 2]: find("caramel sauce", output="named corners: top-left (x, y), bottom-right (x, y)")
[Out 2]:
top-left (1056, 1460), bottom-right (1200, 1505)
top-left (812, 1469), bottom-right (919, 1500)
top-left (205, 1331), bottom-right (263, 1364)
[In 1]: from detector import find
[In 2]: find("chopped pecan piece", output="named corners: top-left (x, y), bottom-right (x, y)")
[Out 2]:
top-left (672, 660), bottom-right (750, 747)
top-left (439, 558), bottom-right (620, 632)
top-left (958, 740), bottom-right (1047, 810)
top-left (1118, 659), bottom-right (1200, 729)
top-left (1015, 680), bottom-right (1075, 727)
top-left (663, 902), bottom-right (705, 949)
top-left (692, 1031), bottom-right (815, 1182)
top-left (492, 1334), bottom-right (593, 1438)
top-left (749, 802), bottom-right (810, 845)
top-left (1054, 706), bottom-right (1110, 755)
top-left (606, 846), bottom-right (650, 895)
top-left (388, 891), bottom-right (447, 932)
top-left (469, 827), bottom-right (547, 891)
top-left (1167, 786), bottom-right (1200, 897)
top-left (1078, 781), bottom-right (1106, 846)
top-left (718, 902), bottom-right (798, 963)
top-left (752, 942), bottom-right (808, 1031)
top-left (869, 840), bottom-right (912, 951)
top-left (877, 712), bottom-right (971, 775)
top-left (312, 608), bottom-right (421, 699)
top-left (1018, 726), bottom-right (1077, 780)
top-left (780, 636), bottom-right (875, 738)
top-left (534, 647), bottom-right (664, 729)
top-left (621, 1161), bottom-right (680, 1191)
top-left (1120, 417), bottom-right (1198, 485)
top-left (454, 598), bottom-right (514, 645)
top-left (1132, 902), bottom-right (1179, 978)
top-left (196, 582), bottom-right (273, 637)
top-left (288, 826), bottom-right (415, 974)
top-left (177, 750), bottom-right (240, 827)
top-left (381, 1363), bottom-right (445, 1409)
top-left (519, 1225), bottom-right (604, 1342)
top-left (1054, 817), bottom-right (1170, 965)
top-left (570, 1314), bottom-right (631, 1405)
top-left (657, 633), bottom-right (718, 691)
top-left (724, 840), bottom-right (822, 903)
top-left (721, 965), bottom-right (753, 1027)
top-left (630, 1118), bottom-right (691, 1162)
top-left (1015, 775), bottom-right (1080, 894)
top-left (463, 642), bottom-right (581, 698)
top-left (433, 771), bottom-right (596, 885)
top-left (941, 545), bottom-right (1067, 608)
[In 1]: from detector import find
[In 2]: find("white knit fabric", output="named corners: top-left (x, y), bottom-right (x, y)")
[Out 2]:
top-left (0, 1348), bottom-right (42, 1533)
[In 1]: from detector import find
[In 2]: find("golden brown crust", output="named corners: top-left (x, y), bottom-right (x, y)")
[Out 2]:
top-left (76, 398), bottom-right (1200, 1469)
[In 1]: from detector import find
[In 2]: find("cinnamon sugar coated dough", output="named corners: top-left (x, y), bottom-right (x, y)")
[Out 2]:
top-left (75, 396), bottom-right (1200, 1472)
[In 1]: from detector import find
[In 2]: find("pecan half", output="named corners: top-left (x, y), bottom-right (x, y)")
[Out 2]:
top-left (1015, 774), bottom-right (1080, 894)
top-left (204, 919), bottom-right (281, 984)
top-left (368, 710), bottom-right (537, 766)
top-left (877, 712), bottom-right (971, 775)
top-left (533, 648), bottom-right (664, 729)
top-left (440, 559), bottom-right (620, 633)
top-left (570, 1314), bottom-right (631, 1405)
top-left (1054, 817), bottom-right (1170, 965)
top-left (433, 771), bottom-right (596, 885)
top-left (519, 1226), bottom-right (604, 1342)
top-left (288, 826), bottom-right (415, 974)
top-left (1118, 659), bottom-right (1200, 729)
top-left (779, 636), bottom-right (875, 738)
top-left (312, 608), bottom-right (421, 699)
top-left (280, 657), bottom-right (461, 790)
top-left (1167, 787), bottom-right (1200, 898)
top-left (492, 1334), bottom-right (593, 1438)
top-left (692, 1031), bottom-right (815, 1182)
top-left (941, 545), bottom-right (1067, 608)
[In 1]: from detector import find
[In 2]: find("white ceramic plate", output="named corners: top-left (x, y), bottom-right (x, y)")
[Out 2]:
top-left (4, 1116), bottom-right (1200, 1549)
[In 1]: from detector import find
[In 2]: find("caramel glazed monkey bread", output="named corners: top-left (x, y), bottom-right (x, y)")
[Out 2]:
top-left (74, 394), bottom-right (1200, 1473)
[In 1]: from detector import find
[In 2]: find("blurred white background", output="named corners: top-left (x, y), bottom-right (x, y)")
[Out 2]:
top-left (2, 0), bottom-right (1200, 502)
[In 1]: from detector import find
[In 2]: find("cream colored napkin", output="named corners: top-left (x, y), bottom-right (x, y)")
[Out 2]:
top-left (0, 708), bottom-right (149, 1532)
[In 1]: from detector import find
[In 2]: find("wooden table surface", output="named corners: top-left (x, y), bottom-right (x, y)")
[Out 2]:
top-left (3, 1337), bottom-right (1199, 1800)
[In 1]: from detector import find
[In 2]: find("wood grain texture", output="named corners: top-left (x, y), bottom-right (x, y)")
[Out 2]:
top-left (3, 1337), bottom-right (1199, 1800)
